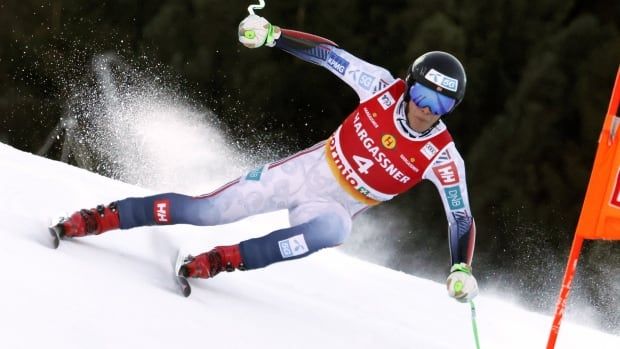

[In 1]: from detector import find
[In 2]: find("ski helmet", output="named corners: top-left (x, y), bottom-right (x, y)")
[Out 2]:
top-left (405, 51), bottom-right (466, 115)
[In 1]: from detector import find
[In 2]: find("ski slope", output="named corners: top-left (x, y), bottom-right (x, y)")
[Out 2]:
top-left (0, 142), bottom-right (618, 349)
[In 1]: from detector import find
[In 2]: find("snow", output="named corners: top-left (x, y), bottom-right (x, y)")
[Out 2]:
top-left (1, 142), bottom-right (619, 349)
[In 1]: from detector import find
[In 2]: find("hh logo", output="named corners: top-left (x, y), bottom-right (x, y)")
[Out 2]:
top-left (433, 162), bottom-right (460, 185)
top-left (154, 199), bottom-right (171, 224)
top-left (381, 134), bottom-right (396, 149)
top-left (610, 170), bottom-right (620, 207)
top-left (278, 234), bottom-right (309, 258)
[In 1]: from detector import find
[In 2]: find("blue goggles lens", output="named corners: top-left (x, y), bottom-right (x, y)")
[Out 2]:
top-left (409, 83), bottom-right (456, 116)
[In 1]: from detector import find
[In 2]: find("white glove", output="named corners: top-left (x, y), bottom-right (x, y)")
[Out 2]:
top-left (238, 15), bottom-right (281, 48)
top-left (446, 263), bottom-right (479, 303)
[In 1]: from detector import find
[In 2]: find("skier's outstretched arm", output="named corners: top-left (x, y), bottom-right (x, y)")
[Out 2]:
top-left (238, 14), bottom-right (394, 100)
top-left (424, 145), bottom-right (479, 302)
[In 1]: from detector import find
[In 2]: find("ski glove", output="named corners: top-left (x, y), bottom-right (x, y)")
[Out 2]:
top-left (238, 15), bottom-right (281, 48)
top-left (446, 263), bottom-right (479, 303)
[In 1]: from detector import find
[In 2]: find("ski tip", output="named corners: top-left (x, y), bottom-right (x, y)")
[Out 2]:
top-left (174, 249), bottom-right (193, 297)
top-left (48, 227), bottom-right (61, 249)
top-left (177, 276), bottom-right (192, 297)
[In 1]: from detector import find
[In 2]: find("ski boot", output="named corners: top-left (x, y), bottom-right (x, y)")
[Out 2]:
top-left (50, 202), bottom-right (120, 247)
top-left (179, 245), bottom-right (246, 279)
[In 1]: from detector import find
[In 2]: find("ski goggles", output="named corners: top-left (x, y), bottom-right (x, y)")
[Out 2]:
top-left (409, 82), bottom-right (456, 116)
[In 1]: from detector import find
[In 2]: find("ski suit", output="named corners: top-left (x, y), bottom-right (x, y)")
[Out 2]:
top-left (115, 29), bottom-right (476, 270)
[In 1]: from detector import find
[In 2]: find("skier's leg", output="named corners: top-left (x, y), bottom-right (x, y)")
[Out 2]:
top-left (115, 190), bottom-right (244, 229)
top-left (55, 178), bottom-right (284, 238)
top-left (58, 176), bottom-right (290, 237)
top-left (181, 202), bottom-right (352, 279)
top-left (118, 142), bottom-right (325, 230)
top-left (240, 206), bottom-right (352, 269)
top-left (57, 142), bottom-right (324, 238)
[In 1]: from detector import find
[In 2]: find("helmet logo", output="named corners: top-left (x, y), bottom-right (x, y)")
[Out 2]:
top-left (424, 68), bottom-right (458, 92)
top-left (381, 134), bottom-right (397, 150)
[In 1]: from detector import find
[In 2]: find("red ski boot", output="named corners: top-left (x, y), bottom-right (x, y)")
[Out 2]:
top-left (180, 245), bottom-right (245, 279)
top-left (54, 202), bottom-right (120, 239)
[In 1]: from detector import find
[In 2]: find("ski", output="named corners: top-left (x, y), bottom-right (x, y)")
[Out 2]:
top-left (48, 225), bottom-right (62, 249)
top-left (48, 217), bottom-right (67, 249)
top-left (174, 250), bottom-right (192, 297)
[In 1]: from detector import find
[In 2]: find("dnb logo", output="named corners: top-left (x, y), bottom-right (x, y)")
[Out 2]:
top-left (154, 199), bottom-right (171, 224)
top-left (326, 52), bottom-right (349, 76)
top-left (246, 166), bottom-right (263, 181)
top-left (444, 186), bottom-right (464, 211)
top-left (610, 170), bottom-right (620, 207)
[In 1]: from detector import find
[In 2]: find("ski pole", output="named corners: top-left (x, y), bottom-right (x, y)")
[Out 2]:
top-left (247, 0), bottom-right (266, 15)
top-left (470, 300), bottom-right (481, 349)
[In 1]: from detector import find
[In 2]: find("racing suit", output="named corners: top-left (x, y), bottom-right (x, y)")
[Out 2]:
top-left (115, 29), bottom-right (476, 270)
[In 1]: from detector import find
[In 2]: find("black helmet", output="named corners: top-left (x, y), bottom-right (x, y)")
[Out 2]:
top-left (405, 51), bottom-right (466, 111)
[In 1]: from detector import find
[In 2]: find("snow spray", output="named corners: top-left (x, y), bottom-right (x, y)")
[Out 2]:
top-left (66, 53), bottom-right (255, 194)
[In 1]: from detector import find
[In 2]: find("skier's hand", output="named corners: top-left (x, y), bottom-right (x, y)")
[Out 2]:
top-left (446, 263), bottom-right (479, 303)
top-left (238, 15), bottom-right (281, 48)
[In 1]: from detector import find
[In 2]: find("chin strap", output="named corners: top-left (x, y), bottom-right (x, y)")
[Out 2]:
top-left (396, 117), bottom-right (439, 138)
top-left (425, 119), bottom-right (441, 132)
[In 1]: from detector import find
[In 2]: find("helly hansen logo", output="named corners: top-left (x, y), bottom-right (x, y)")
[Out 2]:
top-left (433, 162), bottom-right (460, 185)
top-left (154, 200), bottom-right (171, 224)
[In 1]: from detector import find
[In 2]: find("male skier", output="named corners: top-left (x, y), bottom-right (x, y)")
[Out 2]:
top-left (52, 14), bottom-right (479, 302)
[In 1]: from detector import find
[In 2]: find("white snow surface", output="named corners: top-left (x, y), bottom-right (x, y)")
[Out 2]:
top-left (1, 142), bottom-right (619, 349)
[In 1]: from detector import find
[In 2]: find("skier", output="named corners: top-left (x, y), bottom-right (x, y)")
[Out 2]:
top-left (52, 14), bottom-right (478, 302)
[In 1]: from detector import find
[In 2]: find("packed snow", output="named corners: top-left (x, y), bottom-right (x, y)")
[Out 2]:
top-left (1, 142), bottom-right (619, 348)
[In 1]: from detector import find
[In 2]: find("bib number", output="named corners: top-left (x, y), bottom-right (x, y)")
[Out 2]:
top-left (352, 155), bottom-right (374, 174)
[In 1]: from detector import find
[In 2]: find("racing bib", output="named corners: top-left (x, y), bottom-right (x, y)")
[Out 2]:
top-left (326, 79), bottom-right (452, 204)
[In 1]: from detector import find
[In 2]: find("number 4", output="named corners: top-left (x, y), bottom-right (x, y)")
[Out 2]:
top-left (352, 155), bottom-right (374, 174)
